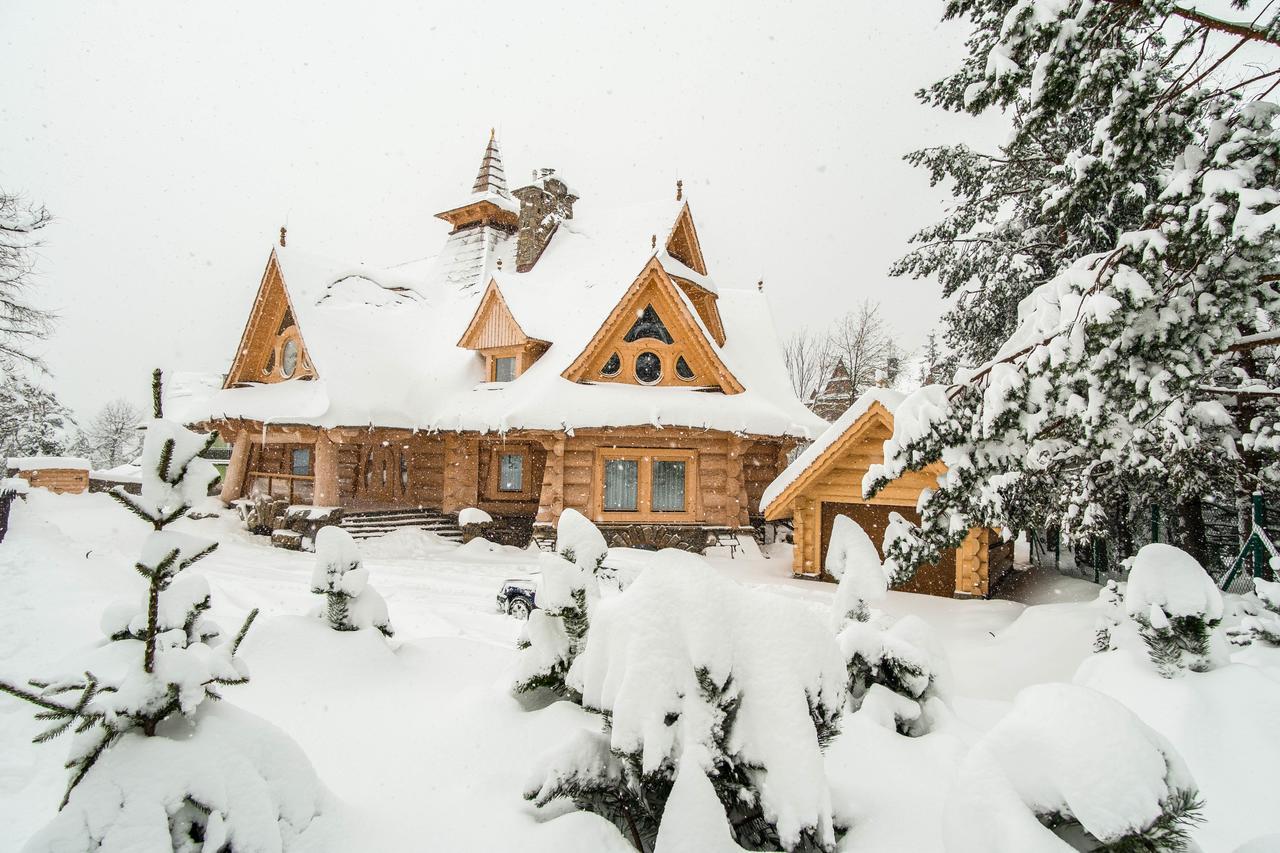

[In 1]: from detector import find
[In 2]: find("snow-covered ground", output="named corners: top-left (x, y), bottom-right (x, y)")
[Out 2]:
top-left (1, 491), bottom-right (1278, 851)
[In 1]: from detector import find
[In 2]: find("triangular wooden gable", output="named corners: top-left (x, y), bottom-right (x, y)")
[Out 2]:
top-left (456, 280), bottom-right (547, 350)
top-left (665, 202), bottom-right (708, 276)
top-left (562, 257), bottom-right (745, 394)
top-left (760, 401), bottom-right (899, 520)
top-left (225, 250), bottom-right (317, 387)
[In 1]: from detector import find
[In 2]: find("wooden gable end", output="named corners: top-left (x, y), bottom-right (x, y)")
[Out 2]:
top-left (672, 277), bottom-right (727, 347)
top-left (761, 402), bottom-right (943, 521)
top-left (665, 203), bottom-right (708, 276)
top-left (456, 280), bottom-right (544, 350)
top-left (225, 251), bottom-right (317, 387)
top-left (562, 257), bottom-right (744, 394)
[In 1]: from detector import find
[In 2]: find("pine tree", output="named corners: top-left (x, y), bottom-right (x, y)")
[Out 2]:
top-left (0, 417), bottom-right (261, 834)
top-left (511, 508), bottom-right (607, 698)
top-left (869, 1), bottom-right (1280, 574)
top-left (1124, 544), bottom-right (1224, 677)
top-left (0, 370), bottom-right (74, 457)
top-left (310, 525), bottom-right (393, 637)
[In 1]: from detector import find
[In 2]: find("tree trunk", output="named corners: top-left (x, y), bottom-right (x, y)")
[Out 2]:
top-left (1175, 496), bottom-right (1209, 567)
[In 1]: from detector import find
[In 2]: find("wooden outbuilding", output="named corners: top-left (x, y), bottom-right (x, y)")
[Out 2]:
top-left (760, 390), bottom-right (1013, 598)
top-left (4, 457), bottom-right (91, 495)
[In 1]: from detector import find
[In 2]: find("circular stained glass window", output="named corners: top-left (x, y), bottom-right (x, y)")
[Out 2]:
top-left (601, 352), bottom-right (621, 377)
top-left (281, 338), bottom-right (299, 378)
top-left (675, 356), bottom-right (695, 381)
top-left (635, 351), bottom-right (662, 384)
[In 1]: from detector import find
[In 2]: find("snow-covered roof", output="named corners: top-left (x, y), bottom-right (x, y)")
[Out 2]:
top-left (195, 194), bottom-right (825, 440)
top-left (759, 387), bottom-right (906, 515)
top-left (7, 456), bottom-right (92, 471)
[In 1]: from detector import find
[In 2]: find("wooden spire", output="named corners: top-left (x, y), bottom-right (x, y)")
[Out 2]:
top-left (471, 130), bottom-right (510, 198)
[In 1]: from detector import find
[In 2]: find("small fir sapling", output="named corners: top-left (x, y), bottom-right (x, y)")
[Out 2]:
top-left (1124, 544), bottom-right (1224, 677)
top-left (310, 525), bottom-right (393, 637)
top-left (827, 514), bottom-right (947, 735)
top-left (1093, 580), bottom-right (1125, 653)
top-left (0, 417), bottom-right (276, 845)
top-left (947, 684), bottom-right (1203, 853)
top-left (511, 508), bottom-right (607, 697)
top-left (525, 552), bottom-right (845, 852)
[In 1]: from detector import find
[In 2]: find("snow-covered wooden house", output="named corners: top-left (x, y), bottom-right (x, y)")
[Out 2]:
top-left (192, 134), bottom-right (825, 549)
top-left (760, 389), bottom-right (1013, 597)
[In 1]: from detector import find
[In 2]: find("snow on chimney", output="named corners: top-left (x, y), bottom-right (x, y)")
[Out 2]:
top-left (512, 169), bottom-right (577, 273)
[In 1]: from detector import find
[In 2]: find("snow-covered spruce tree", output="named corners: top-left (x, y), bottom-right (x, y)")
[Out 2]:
top-left (1093, 579), bottom-right (1125, 653)
top-left (652, 747), bottom-right (746, 853)
top-left (826, 514), bottom-right (948, 736)
top-left (511, 508), bottom-right (607, 697)
top-left (948, 684), bottom-right (1202, 853)
top-left (0, 419), bottom-right (328, 849)
top-left (1124, 544), bottom-right (1224, 677)
top-left (870, 1), bottom-right (1280, 572)
top-left (525, 551), bottom-right (845, 852)
top-left (310, 525), bottom-right (393, 637)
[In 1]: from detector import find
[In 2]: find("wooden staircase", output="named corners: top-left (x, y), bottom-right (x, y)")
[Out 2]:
top-left (339, 508), bottom-right (464, 542)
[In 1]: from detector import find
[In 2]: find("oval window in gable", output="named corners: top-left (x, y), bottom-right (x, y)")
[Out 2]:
top-left (601, 352), bottom-right (621, 378)
top-left (281, 338), bottom-right (300, 378)
top-left (635, 351), bottom-right (662, 385)
top-left (675, 356), bottom-right (695, 381)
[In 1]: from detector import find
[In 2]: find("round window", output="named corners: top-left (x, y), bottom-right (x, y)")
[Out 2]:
top-left (281, 338), bottom-right (299, 378)
top-left (601, 352), bottom-right (621, 378)
top-left (675, 356), bottom-right (695, 381)
top-left (635, 351), bottom-right (662, 384)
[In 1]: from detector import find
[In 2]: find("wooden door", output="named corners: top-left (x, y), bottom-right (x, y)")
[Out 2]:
top-left (356, 441), bottom-right (406, 507)
top-left (819, 502), bottom-right (958, 597)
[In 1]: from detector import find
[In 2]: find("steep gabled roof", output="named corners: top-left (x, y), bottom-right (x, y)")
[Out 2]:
top-left (457, 280), bottom-right (547, 350)
top-left (760, 388), bottom-right (907, 518)
top-left (224, 250), bottom-right (316, 387)
top-left (561, 256), bottom-right (744, 393)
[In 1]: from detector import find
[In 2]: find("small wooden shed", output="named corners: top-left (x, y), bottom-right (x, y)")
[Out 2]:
top-left (760, 390), bottom-right (1012, 598)
top-left (5, 457), bottom-right (91, 495)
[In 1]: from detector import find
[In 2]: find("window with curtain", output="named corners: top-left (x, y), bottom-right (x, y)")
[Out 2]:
top-left (499, 453), bottom-right (524, 492)
top-left (651, 460), bottom-right (686, 512)
top-left (603, 459), bottom-right (639, 511)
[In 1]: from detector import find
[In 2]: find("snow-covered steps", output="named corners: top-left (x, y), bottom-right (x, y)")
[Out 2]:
top-left (339, 509), bottom-right (464, 542)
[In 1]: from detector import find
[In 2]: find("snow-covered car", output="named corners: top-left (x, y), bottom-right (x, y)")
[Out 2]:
top-left (496, 578), bottom-right (537, 619)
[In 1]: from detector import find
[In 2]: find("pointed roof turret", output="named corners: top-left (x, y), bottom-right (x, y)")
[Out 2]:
top-left (471, 129), bottom-right (510, 198)
top-left (435, 130), bottom-right (520, 234)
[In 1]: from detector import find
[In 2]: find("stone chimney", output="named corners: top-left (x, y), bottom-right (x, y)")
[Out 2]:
top-left (512, 168), bottom-right (577, 273)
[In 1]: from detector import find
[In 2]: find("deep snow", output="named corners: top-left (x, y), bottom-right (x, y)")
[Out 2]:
top-left (1, 492), bottom-right (1278, 851)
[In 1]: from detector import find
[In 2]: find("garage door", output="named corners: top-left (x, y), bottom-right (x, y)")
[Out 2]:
top-left (819, 502), bottom-right (957, 597)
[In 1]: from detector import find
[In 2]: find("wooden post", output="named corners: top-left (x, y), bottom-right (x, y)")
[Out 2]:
top-left (794, 497), bottom-right (815, 576)
top-left (219, 430), bottom-right (250, 504)
top-left (313, 430), bottom-right (339, 506)
top-left (535, 435), bottom-right (565, 525)
top-left (955, 528), bottom-right (989, 597)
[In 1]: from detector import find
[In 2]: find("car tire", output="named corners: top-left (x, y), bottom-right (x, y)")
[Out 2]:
top-left (507, 597), bottom-right (532, 620)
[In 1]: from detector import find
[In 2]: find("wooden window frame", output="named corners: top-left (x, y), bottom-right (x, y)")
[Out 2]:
top-left (593, 447), bottom-right (699, 523)
top-left (246, 441), bottom-right (316, 504)
top-left (483, 344), bottom-right (530, 383)
top-left (484, 445), bottom-right (537, 501)
top-left (264, 326), bottom-right (314, 381)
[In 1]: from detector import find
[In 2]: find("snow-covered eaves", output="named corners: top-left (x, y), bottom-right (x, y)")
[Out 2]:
top-left (759, 388), bottom-right (906, 516)
top-left (6, 456), bottom-right (92, 471)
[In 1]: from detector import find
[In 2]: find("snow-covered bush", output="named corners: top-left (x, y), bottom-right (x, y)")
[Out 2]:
top-left (0, 419), bottom-right (325, 849)
top-left (1124, 544), bottom-right (1223, 677)
top-left (826, 514), bottom-right (886, 628)
top-left (947, 684), bottom-right (1202, 853)
top-left (525, 550), bottom-right (846, 852)
top-left (880, 510), bottom-right (925, 585)
top-left (310, 525), bottom-right (393, 637)
top-left (511, 508), bottom-right (608, 697)
top-left (1230, 577), bottom-right (1280, 647)
top-left (826, 514), bottom-right (946, 736)
top-left (1092, 580), bottom-right (1125, 653)
top-left (458, 506), bottom-right (492, 526)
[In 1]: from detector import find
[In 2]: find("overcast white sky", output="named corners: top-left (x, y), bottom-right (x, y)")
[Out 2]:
top-left (1, 1), bottom-right (1003, 419)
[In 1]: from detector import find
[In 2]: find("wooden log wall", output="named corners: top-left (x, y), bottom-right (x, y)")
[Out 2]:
top-left (15, 468), bottom-right (88, 495)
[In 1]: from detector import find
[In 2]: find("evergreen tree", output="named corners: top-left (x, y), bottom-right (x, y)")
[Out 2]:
top-left (0, 417), bottom-right (268, 843)
top-left (1229, 577), bottom-right (1280, 646)
top-left (310, 525), bottom-right (393, 637)
top-left (511, 508), bottom-right (607, 698)
top-left (1124, 544), bottom-right (1224, 677)
top-left (870, 1), bottom-right (1280, 573)
top-left (0, 369), bottom-right (74, 457)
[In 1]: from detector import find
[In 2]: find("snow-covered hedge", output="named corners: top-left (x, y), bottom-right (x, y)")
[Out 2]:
top-left (947, 684), bottom-right (1202, 852)
top-left (526, 549), bottom-right (846, 851)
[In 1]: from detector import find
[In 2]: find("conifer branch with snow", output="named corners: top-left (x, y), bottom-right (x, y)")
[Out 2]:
top-left (310, 526), bottom-right (393, 637)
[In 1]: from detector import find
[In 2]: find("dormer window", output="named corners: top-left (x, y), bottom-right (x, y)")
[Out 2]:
top-left (635, 351), bottom-right (662, 384)
top-left (494, 356), bottom-right (516, 382)
top-left (625, 305), bottom-right (674, 344)
top-left (601, 352), bottom-right (621, 377)
top-left (281, 338), bottom-right (300, 378)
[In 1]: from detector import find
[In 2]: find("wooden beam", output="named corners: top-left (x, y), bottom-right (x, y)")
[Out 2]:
top-left (220, 430), bottom-right (250, 504)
